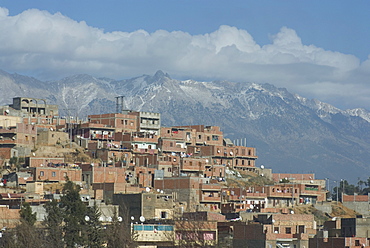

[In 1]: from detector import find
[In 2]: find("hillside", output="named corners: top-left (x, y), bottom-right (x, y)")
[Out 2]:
top-left (1, 70), bottom-right (370, 182)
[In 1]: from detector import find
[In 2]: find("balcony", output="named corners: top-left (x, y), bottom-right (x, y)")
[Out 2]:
top-left (181, 165), bottom-right (204, 172)
top-left (0, 139), bottom-right (16, 144)
top-left (200, 195), bottom-right (221, 203)
top-left (132, 148), bottom-right (158, 154)
top-left (200, 184), bottom-right (222, 191)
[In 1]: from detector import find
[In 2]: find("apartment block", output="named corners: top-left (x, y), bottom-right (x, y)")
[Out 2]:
top-left (234, 213), bottom-right (316, 248)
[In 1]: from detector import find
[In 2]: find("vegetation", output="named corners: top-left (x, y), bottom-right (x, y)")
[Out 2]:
top-left (331, 177), bottom-right (370, 202)
top-left (9, 156), bottom-right (25, 170)
top-left (0, 179), bottom-right (138, 248)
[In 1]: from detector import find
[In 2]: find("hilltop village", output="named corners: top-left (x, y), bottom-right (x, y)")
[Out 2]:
top-left (1, 97), bottom-right (370, 248)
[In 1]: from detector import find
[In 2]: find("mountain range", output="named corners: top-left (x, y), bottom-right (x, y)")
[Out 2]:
top-left (1, 69), bottom-right (370, 183)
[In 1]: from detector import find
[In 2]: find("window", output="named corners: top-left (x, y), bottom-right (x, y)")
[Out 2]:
top-left (298, 225), bottom-right (305, 233)
top-left (355, 240), bottom-right (360, 246)
top-left (212, 135), bottom-right (218, 141)
top-left (40, 171), bottom-right (44, 176)
top-left (274, 227), bottom-right (279, 233)
top-left (161, 211), bottom-right (167, 219)
top-left (285, 227), bottom-right (291, 234)
top-left (52, 172), bottom-right (56, 177)
top-left (198, 135), bottom-right (201, 139)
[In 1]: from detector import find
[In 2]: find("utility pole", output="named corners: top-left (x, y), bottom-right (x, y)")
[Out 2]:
top-left (334, 180), bottom-right (339, 204)
top-left (63, 108), bottom-right (76, 148)
top-left (341, 179), bottom-right (344, 202)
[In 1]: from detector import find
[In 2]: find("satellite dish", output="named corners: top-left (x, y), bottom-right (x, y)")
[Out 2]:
top-left (160, 190), bottom-right (164, 194)
top-left (145, 187), bottom-right (150, 192)
top-left (139, 216), bottom-right (145, 223)
top-left (84, 216), bottom-right (90, 222)
top-left (32, 152), bottom-right (36, 156)
top-left (157, 189), bottom-right (160, 193)
top-left (260, 165), bottom-right (264, 169)
top-left (131, 216), bottom-right (135, 221)
top-left (99, 216), bottom-right (104, 221)
top-left (118, 216), bottom-right (123, 222)
top-left (5, 109), bottom-right (9, 113)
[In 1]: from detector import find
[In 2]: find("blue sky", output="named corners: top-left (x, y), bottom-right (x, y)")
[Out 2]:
top-left (1, 1), bottom-right (370, 110)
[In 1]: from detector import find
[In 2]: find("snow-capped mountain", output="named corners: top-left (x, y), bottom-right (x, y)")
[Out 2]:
top-left (1, 70), bottom-right (370, 182)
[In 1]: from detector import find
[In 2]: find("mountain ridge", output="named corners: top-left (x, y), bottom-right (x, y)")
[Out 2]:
top-left (0, 69), bottom-right (369, 182)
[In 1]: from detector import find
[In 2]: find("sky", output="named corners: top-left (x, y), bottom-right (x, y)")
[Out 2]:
top-left (1, 1), bottom-right (370, 110)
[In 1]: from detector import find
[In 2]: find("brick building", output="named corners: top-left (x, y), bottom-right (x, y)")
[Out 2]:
top-left (234, 213), bottom-right (316, 248)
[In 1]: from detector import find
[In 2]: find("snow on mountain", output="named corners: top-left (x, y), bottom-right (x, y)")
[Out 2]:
top-left (1, 70), bottom-right (370, 182)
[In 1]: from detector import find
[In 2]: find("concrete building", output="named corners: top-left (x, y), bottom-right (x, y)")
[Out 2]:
top-left (0, 122), bottom-right (37, 160)
top-left (342, 194), bottom-right (370, 217)
top-left (88, 111), bottom-right (161, 135)
top-left (9, 97), bottom-right (58, 117)
top-left (234, 213), bottom-right (316, 248)
top-left (113, 192), bottom-right (176, 222)
top-left (154, 176), bottom-right (223, 212)
top-left (310, 217), bottom-right (370, 248)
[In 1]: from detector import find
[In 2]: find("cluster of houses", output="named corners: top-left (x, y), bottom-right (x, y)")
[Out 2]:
top-left (1, 97), bottom-right (370, 247)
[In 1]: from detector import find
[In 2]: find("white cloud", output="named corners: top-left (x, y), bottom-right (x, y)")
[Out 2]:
top-left (0, 7), bottom-right (370, 110)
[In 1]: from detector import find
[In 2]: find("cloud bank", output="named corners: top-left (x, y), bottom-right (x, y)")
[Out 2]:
top-left (1, 7), bottom-right (370, 110)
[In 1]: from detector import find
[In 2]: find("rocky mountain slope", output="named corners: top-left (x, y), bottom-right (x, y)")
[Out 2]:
top-left (1, 69), bottom-right (369, 182)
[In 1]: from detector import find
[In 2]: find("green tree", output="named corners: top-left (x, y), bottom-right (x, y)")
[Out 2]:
top-left (19, 202), bottom-right (36, 226)
top-left (43, 200), bottom-right (64, 248)
top-left (1, 202), bottom-right (42, 248)
top-left (60, 179), bottom-right (87, 247)
top-left (83, 202), bottom-right (104, 248)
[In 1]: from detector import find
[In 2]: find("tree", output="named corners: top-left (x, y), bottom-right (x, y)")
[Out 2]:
top-left (83, 202), bottom-right (104, 248)
top-left (43, 200), bottom-right (64, 248)
top-left (60, 179), bottom-right (88, 247)
top-left (105, 203), bottom-right (138, 248)
top-left (1, 202), bottom-right (42, 248)
top-left (105, 209), bottom-right (126, 248)
top-left (19, 202), bottom-right (36, 226)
